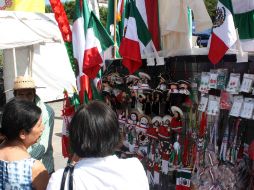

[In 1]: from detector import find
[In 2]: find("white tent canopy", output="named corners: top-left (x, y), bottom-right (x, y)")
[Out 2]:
top-left (0, 11), bottom-right (77, 102)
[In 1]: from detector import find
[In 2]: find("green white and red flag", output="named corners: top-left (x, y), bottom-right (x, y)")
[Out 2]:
top-left (83, 11), bottom-right (114, 79)
top-left (72, 0), bottom-right (92, 101)
top-left (208, 0), bottom-right (237, 64)
top-left (119, 0), bottom-right (153, 74)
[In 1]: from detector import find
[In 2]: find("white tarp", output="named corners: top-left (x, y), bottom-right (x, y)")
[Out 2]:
top-left (0, 11), bottom-right (77, 102)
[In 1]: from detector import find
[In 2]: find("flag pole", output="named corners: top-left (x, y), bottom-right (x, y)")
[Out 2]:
top-left (113, 0), bottom-right (118, 59)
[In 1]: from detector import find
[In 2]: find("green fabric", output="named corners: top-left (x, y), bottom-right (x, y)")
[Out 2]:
top-left (128, 0), bottom-right (151, 46)
top-left (234, 9), bottom-right (254, 39)
top-left (88, 12), bottom-right (114, 51)
top-left (74, 0), bottom-right (91, 33)
top-left (220, 0), bottom-right (233, 13)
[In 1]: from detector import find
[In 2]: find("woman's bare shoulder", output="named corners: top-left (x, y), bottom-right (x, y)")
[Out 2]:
top-left (32, 160), bottom-right (50, 190)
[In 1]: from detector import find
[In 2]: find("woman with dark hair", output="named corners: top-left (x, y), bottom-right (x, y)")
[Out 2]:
top-left (47, 101), bottom-right (149, 190)
top-left (0, 99), bottom-right (49, 190)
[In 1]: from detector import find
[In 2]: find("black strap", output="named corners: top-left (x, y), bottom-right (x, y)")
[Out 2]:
top-left (60, 164), bottom-right (75, 190)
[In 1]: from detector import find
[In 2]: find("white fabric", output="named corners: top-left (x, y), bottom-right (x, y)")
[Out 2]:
top-left (213, 1), bottom-right (237, 47)
top-left (0, 11), bottom-right (61, 49)
top-left (85, 28), bottom-right (102, 53)
top-left (135, 0), bottom-right (148, 26)
top-left (4, 43), bottom-right (76, 102)
top-left (72, 17), bottom-right (86, 91)
top-left (158, 0), bottom-right (212, 52)
top-left (232, 0), bottom-right (254, 14)
top-left (47, 155), bottom-right (149, 190)
top-left (1, 11), bottom-right (76, 102)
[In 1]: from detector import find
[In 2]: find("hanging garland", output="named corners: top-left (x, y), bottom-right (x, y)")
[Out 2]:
top-left (49, 0), bottom-right (78, 76)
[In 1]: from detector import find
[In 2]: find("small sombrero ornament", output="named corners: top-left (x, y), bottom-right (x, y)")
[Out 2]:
top-left (171, 106), bottom-right (183, 117)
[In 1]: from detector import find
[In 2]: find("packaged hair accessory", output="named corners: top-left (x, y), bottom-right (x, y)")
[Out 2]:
top-left (240, 73), bottom-right (254, 93)
top-left (199, 72), bottom-right (210, 94)
top-left (229, 96), bottom-right (243, 117)
top-left (240, 98), bottom-right (254, 119)
top-left (226, 73), bottom-right (240, 94)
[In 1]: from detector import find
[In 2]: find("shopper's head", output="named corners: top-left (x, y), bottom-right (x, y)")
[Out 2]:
top-left (69, 101), bottom-right (120, 158)
top-left (12, 76), bottom-right (37, 102)
top-left (0, 99), bottom-right (43, 145)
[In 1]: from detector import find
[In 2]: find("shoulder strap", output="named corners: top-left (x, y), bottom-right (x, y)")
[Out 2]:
top-left (60, 164), bottom-right (75, 190)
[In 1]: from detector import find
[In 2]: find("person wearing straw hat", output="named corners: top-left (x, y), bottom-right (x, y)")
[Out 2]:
top-left (11, 76), bottom-right (55, 175)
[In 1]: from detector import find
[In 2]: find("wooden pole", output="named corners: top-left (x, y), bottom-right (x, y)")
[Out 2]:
top-left (113, 0), bottom-right (118, 59)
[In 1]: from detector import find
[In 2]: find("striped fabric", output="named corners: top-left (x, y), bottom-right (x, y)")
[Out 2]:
top-left (0, 158), bottom-right (35, 190)
top-left (28, 95), bottom-right (55, 174)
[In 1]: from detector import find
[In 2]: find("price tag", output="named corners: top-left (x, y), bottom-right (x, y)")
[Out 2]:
top-left (240, 98), bottom-right (254, 119)
top-left (229, 96), bottom-right (243, 117)
top-left (198, 96), bottom-right (209, 112)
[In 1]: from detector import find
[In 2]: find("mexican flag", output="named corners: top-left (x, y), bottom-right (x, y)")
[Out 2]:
top-left (232, 1), bottom-right (254, 52)
top-left (119, 0), bottom-right (153, 74)
top-left (176, 169), bottom-right (191, 190)
top-left (208, 0), bottom-right (237, 64)
top-left (135, 0), bottom-right (160, 50)
top-left (83, 12), bottom-right (114, 79)
top-left (72, 0), bottom-right (92, 100)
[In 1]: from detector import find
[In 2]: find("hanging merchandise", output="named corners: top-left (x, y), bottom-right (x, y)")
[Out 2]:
top-left (198, 95), bottom-right (208, 112)
top-left (240, 98), bottom-right (254, 119)
top-left (207, 95), bottom-right (220, 116)
top-left (208, 70), bottom-right (218, 89)
top-left (217, 69), bottom-right (228, 90)
top-left (229, 95), bottom-right (244, 117)
top-left (240, 73), bottom-right (254, 93)
top-left (199, 72), bottom-right (210, 94)
top-left (175, 169), bottom-right (191, 190)
top-left (220, 90), bottom-right (232, 110)
top-left (226, 73), bottom-right (241, 94)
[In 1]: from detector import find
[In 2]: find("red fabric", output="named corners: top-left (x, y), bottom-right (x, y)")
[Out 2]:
top-left (79, 75), bottom-right (92, 104)
top-left (119, 38), bottom-right (142, 74)
top-left (158, 125), bottom-right (170, 140)
top-left (62, 135), bottom-right (70, 158)
top-left (83, 47), bottom-right (103, 79)
top-left (249, 141), bottom-right (254, 160)
top-left (208, 33), bottom-right (228, 64)
top-left (182, 135), bottom-right (189, 166)
top-left (171, 118), bottom-right (183, 134)
top-left (199, 112), bottom-right (207, 138)
top-left (145, 0), bottom-right (160, 50)
top-left (50, 0), bottom-right (72, 42)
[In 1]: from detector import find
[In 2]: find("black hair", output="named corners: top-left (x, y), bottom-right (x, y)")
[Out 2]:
top-left (0, 99), bottom-right (41, 141)
top-left (69, 101), bottom-right (120, 158)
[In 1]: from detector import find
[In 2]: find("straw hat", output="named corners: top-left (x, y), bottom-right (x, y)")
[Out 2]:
top-left (171, 106), bottom-right (184, 117)
top-left (5, 76), bottom-right (43, 92)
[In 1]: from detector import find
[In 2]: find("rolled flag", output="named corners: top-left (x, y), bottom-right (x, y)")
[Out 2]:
top-left (61, 90), bottom-right (75, 158)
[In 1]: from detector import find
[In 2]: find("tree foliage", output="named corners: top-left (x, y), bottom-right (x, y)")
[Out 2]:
top-left (45, 2), bottom-right (108, 26)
